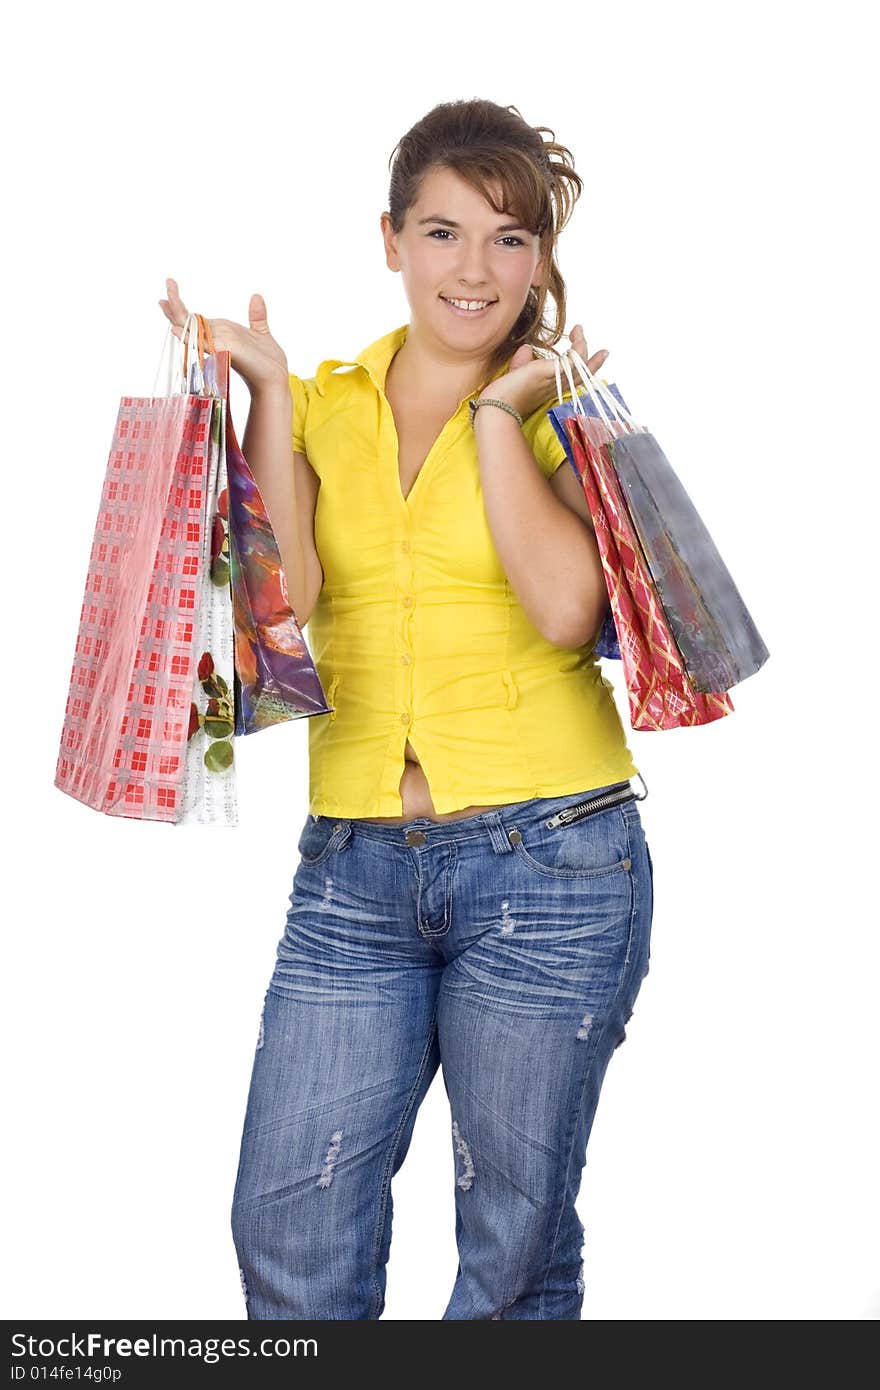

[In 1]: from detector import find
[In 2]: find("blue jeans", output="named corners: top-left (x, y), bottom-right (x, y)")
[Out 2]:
top-left (230, 781), bottom-right (654, 1320)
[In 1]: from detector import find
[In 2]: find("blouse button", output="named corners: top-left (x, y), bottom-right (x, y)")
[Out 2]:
top-left (401, 653), bottom-right (412, 665)
top-left (401, 594), bottom-right (414, 608)
top-left (400, 712), bottom-right (411, 725)
top-left (401, 540), bottom-right (411, 553)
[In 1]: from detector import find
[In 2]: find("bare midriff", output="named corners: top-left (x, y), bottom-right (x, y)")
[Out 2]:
top-left (357, 741), bottom-right (500, 824)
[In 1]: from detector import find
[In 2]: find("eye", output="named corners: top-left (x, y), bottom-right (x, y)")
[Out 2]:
top-left (426, 230), bottom-right (526, 247)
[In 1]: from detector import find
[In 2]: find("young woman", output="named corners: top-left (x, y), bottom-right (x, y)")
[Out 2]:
top-left (160, 98), bottom-right (653, 1321)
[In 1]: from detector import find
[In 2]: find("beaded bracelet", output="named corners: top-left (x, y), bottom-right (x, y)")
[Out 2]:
top-left (468, 396), bottom-right (524, 428)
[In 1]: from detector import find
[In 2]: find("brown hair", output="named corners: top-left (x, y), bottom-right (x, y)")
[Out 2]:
top-left (386, 98), bottom-right (583, 382)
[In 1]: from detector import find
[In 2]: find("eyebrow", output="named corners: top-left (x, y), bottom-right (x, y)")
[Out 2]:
top-left (417, 214), bottom-right (529, 232)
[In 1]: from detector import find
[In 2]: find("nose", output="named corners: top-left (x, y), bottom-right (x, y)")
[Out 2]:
top-left (455, 249), bottom-right (491, 291)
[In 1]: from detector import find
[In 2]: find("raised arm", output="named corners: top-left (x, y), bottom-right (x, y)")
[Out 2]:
top-left (242, 385), bottom-right (324, 625)
top-left (158, 278), bottom-right (322, 626)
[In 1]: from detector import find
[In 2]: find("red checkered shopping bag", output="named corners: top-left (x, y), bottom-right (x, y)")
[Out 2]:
top-left (54, 312), bottom-right (332, 824)
top-left (54, 315), bottom-right (230, 821)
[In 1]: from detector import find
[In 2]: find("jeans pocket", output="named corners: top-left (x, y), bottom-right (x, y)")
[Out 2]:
top-left (297, 815), bottom-right (351, 867)
top-left (508, 803), bottom-right (634, 880)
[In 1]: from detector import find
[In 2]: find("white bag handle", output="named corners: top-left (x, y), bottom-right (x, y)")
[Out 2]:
top-left (150, 311), bottom-right (201, 400)
top-left (552, 350), bottom-right (578, 411)
top-left (567, 345), bottom-right (640, 432)
top-left (150, 311), bottom-right (185, 399)
top-left (553, 350), bottom-right (618, 431)
top-left (186, 313), bottom-right (207, 396)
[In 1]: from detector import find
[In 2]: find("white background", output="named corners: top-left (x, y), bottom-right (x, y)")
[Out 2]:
top-left (4, 0), bottom-right (877, 1321)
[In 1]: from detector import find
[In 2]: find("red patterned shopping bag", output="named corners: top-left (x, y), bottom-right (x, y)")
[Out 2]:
top-left (55, 315), bottom-right (230, 821)
top-left (56, 311), bottom-right (333, 824)
top-left (547, 349), bottom-right (768, 731)
top-left (176, 314), bottom-right (238, 825)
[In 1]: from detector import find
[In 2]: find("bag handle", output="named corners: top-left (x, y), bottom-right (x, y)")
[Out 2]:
top-left (567, 345), bottom-right (639, 432)
top-left (184, 313), bottom-right (217, 386)
top-left (184, 313), bottom-right (205, 396)
top-left (553, 351), bottom-right (619, 431)
top-left (151, 311), bottom-right (200, 399)
top-left (150, 311), bottom-right (218, 400)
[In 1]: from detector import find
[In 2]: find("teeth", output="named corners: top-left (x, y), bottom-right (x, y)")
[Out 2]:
top-left (443, 297), bottom-right (493, 311)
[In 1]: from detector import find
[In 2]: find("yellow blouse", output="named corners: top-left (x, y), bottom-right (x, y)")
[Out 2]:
top-left (289, 322), bottom-right (639, 818)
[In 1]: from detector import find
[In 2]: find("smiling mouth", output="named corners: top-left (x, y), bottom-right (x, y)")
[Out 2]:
top-left (440, 295), bottom-right (498, 313)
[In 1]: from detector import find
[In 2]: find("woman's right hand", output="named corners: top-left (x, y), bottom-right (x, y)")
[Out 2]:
top-left (158, 277), bottom-right (290, 394)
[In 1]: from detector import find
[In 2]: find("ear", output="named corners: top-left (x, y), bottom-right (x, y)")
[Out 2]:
top-left (530, 255), bottom-right (546, 293)
top-left (380, 212), bottom-right (399, 271)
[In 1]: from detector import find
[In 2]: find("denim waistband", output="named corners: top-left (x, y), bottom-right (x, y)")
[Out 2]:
top-left (327, 776), bottom-right (647, 847)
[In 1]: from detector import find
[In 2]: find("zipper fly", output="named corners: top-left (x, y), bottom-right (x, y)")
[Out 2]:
top-left (544, 777), bottom-right (646, 829)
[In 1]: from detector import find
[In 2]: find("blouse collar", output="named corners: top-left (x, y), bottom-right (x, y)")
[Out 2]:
top-left (314, 322), bottom-right (514, 405)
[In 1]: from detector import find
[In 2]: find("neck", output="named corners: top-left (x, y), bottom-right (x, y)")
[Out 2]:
top-left (390, 322), bottom-right (502, 403)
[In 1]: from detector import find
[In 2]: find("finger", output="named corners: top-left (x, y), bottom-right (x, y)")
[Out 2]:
top-left (157, 298), bottom-right (184, 328)
top-left (163, 277), bottom-right (189, 330)
top-left (571, 323), bottom-right (591, 355)
top-left (571, 322), bottom-right (608, 370)
top-left (571, 326), bottom-right (590, 360)
top-left (157, 302), bottom-right (184, 339)
top-left (249, 292), bottom-right (269, 333)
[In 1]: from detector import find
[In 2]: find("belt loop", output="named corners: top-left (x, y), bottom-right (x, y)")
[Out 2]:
top-left (484, 808), bottom-right (516, 854)
top-left (332, 820), bottom-right (353, 852)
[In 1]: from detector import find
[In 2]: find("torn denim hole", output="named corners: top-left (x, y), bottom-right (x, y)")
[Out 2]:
top-left (317, 1129), bottom-right (344, 1189)
top-left (256, 997), bottom-right (266, 1051)
top-left (452, 1119), bottom-right (475, 1191)
top-left (239, 1266), bottom-right (249, 1306)
top-left (576, 1012), bottom-right (593, 1040)
top-left (614, 1006), bottom-right (635, 1050)
top-left (499, 899), bottom-right (516, 935)
top-left (576, 1228), bottom-right (586, 1297)
top-left (319, 875), bottom-right (334, 912)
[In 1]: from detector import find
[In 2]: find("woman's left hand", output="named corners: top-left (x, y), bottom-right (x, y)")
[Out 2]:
top-left (479, 323), bottom-right (608, 419)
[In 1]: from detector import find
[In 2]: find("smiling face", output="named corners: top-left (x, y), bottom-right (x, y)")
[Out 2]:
top-left (381, 164), bottom-right (546, 360)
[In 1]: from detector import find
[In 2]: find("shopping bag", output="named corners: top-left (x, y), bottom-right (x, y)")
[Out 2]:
top-left (54, 315), bottom-right (226, 822)
top-left (217, 351), bottom-right (332, 734)
top-left (546, 349), bottom-right (769, 731)
top-left (185, 314), bottom-right (334, 739)
top-left (55, 312), bottom-right (332, 825)
top-left (546, 380), bottom-right (631, 663)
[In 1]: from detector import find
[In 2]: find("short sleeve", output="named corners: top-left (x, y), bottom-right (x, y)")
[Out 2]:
top-left (524, 403), bottom-right (570, 480)
top-left (289, 372), bottom-right (311, 455)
